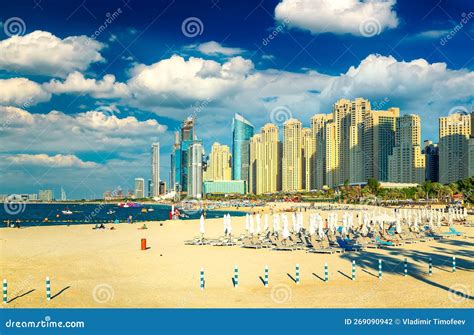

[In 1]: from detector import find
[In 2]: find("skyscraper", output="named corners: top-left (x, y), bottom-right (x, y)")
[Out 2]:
top-left (249, 124), bottom-right (281, 195)
top-left (311, 114), bottom-right (328, 189)
top-left (261, 123), bottom-right (281, 193)
top-left (388, 114), bottom-right (425, 184)
top-left (187, 142), bottom-right (204, 198)
top-left (151, 143), bottom-right (160, 197)
top-left (282, 118), bottom-right (302, 191)
top-left (363, 108), bottom-right (399, 181)
top-left (332, 98), bottom-right (370, 185)
top-left (232, 113), bottom-right (254, 190)
top-left (302, 127), bottom-right (313, 191)
top-left (134, 178), bottom-right (145, 198)
top-left (325, 115), bottom-right (338, 188)
top-left (249, 134), bottom-right (263, 194)
top-left (438, 112), bottom-right (471, 184)
top-left (60, 187), bottom-right (67, 201)
top-left (171, 117), bottom-right (199, 194)
top-left (204, 142), bottom-right (232, 181)
top-left (423, 141), bottom-right (439, 182)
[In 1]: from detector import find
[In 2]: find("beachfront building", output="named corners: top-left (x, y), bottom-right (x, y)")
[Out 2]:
top-left (203, 180), bottom-right (246, 195)
top-left (134, 178), bottom-right (145, 198)
top-left (170, 131), bottom-right (180, 191)
top-left (232, 113), bottom-right (254, 191)
top-left (363, 108), bottom-right (399, 181)
top-left (324, 115), bottom-right (338, 188)
top-left (204, 142), bottom-right (232, 181)
top-left (468, 137), bottom-right (474, 178)
top-left (187, 142), bottom-right (204, 198)
top-left (302, 127), bottom-right (314, 191)
top-left (438, 112), bottom-right (471, 184)
top-left (388, 114), bottom-right (426, 184)
top-left (311, 114), bottom-right (328, 189)
top-left (332, 98), bottom-right (370, 185)
top-left (151, 142), bottom-right (160, 197)
top-left (282, 118), bottom-right (303, 192)
top-left (249, 134), bottom-right (263, 194)
top-left (170, 117), bottom-right (202, 196)
top-left (249, 123), bottom-right (281, 195)
top-left (38, 189), bottom-right (54, 201)
top-left (423, 140), bottom-right (439, 182)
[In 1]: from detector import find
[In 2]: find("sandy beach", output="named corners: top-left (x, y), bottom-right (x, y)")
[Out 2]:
top-left (1, 204), bottom-right (473, 308)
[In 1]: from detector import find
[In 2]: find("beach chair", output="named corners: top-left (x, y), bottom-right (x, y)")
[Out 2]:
top-left (273, 239), bottom-right (297, 251)
top-left (241, 236), bottom-right (263, 249)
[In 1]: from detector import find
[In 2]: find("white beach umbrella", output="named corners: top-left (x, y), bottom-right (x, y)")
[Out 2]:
top-left (249, 215), bottom-right (254, 235)
top-left (263, 214), bottom-right (269, 231)
top-left (282, 220), bottom-right (290, 239)
top-left (228, 217), bottom-right (233, 235)
top-left (245, 214), bottom-right (250, 232)
top-left (396, 219), bottom-right (402, 234)
top-left (256, 214), bottom-right (261, 232)
top-left (309, 215), bottom-right (316, 235)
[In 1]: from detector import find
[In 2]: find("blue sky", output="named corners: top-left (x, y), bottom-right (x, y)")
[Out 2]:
top-left (0, 0), bottom-right (473, 199)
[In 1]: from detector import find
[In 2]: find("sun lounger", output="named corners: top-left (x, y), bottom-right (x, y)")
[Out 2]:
top-left (273, 239), bottom-right (298, 251)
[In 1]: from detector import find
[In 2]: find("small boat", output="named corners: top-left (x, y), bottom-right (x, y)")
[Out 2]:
top-left (107, 210), bottom-right (116, 215)
top-left (141, 208), bottom-right (148, 213)
top-left (118, 202), bottom-right (142, 208)
top-left (148, 208), bottom-right (154, 212)
top-left (62, 207), bottom-right (73, 215)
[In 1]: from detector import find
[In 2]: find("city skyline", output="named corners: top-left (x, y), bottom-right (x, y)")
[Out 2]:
top-left (0, 0), bottom-right (473, 198)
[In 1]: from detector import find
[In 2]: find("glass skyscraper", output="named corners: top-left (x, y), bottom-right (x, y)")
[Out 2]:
top-left (232, 113), bottom-right (254, 189)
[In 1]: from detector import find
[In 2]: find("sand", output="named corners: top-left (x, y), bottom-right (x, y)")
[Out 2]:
top-left (0, 204), bottom-right (473, 308)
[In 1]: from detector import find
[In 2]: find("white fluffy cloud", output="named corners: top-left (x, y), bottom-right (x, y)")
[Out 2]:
top-left (0, 106), bottom-right (167, 153)
top-left (127, 55), bottom-right (254, 105)
top-left (0, 31), bottom-right (104, 77)
top-left (274, 0), bottom-right (399, 36)
top-left (187, 41), bottom-right (245, 56)
top-left (0, 78), bottom-right (51, 106)
top-left (6, 154), bottom-right (99, 168)
top-left (44, 71), bottom-right (130, 98)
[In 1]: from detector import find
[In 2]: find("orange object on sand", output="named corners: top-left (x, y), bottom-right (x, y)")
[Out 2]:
top-left (141, 238), bottom-right (147, 250)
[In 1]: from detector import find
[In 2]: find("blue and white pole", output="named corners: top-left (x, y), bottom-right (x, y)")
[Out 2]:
top-left (352, 260), bottom-right (356, 281)
top-left (378, 259), bottom-right (382, 279)
top-left (46, 277), bottom-right (51, 301)
top-left (2, 279), bottom-right (7, 304)
top-left (429, 258), bottom-right (432, 276)
top-left (324, 262), bottom-right (328, 282)
top-left (295, 264), bottom-right (300, 285)
top-left (234, 265), bottom-right (239, 288)
top-left (452, 256), bottom-right (456, 273)
top-left (404, 258), bottom-right (408, 276)
top-left (200, 268), bottom-right (205, 290)
top-left (264, 266), bottom-right (269, 287)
